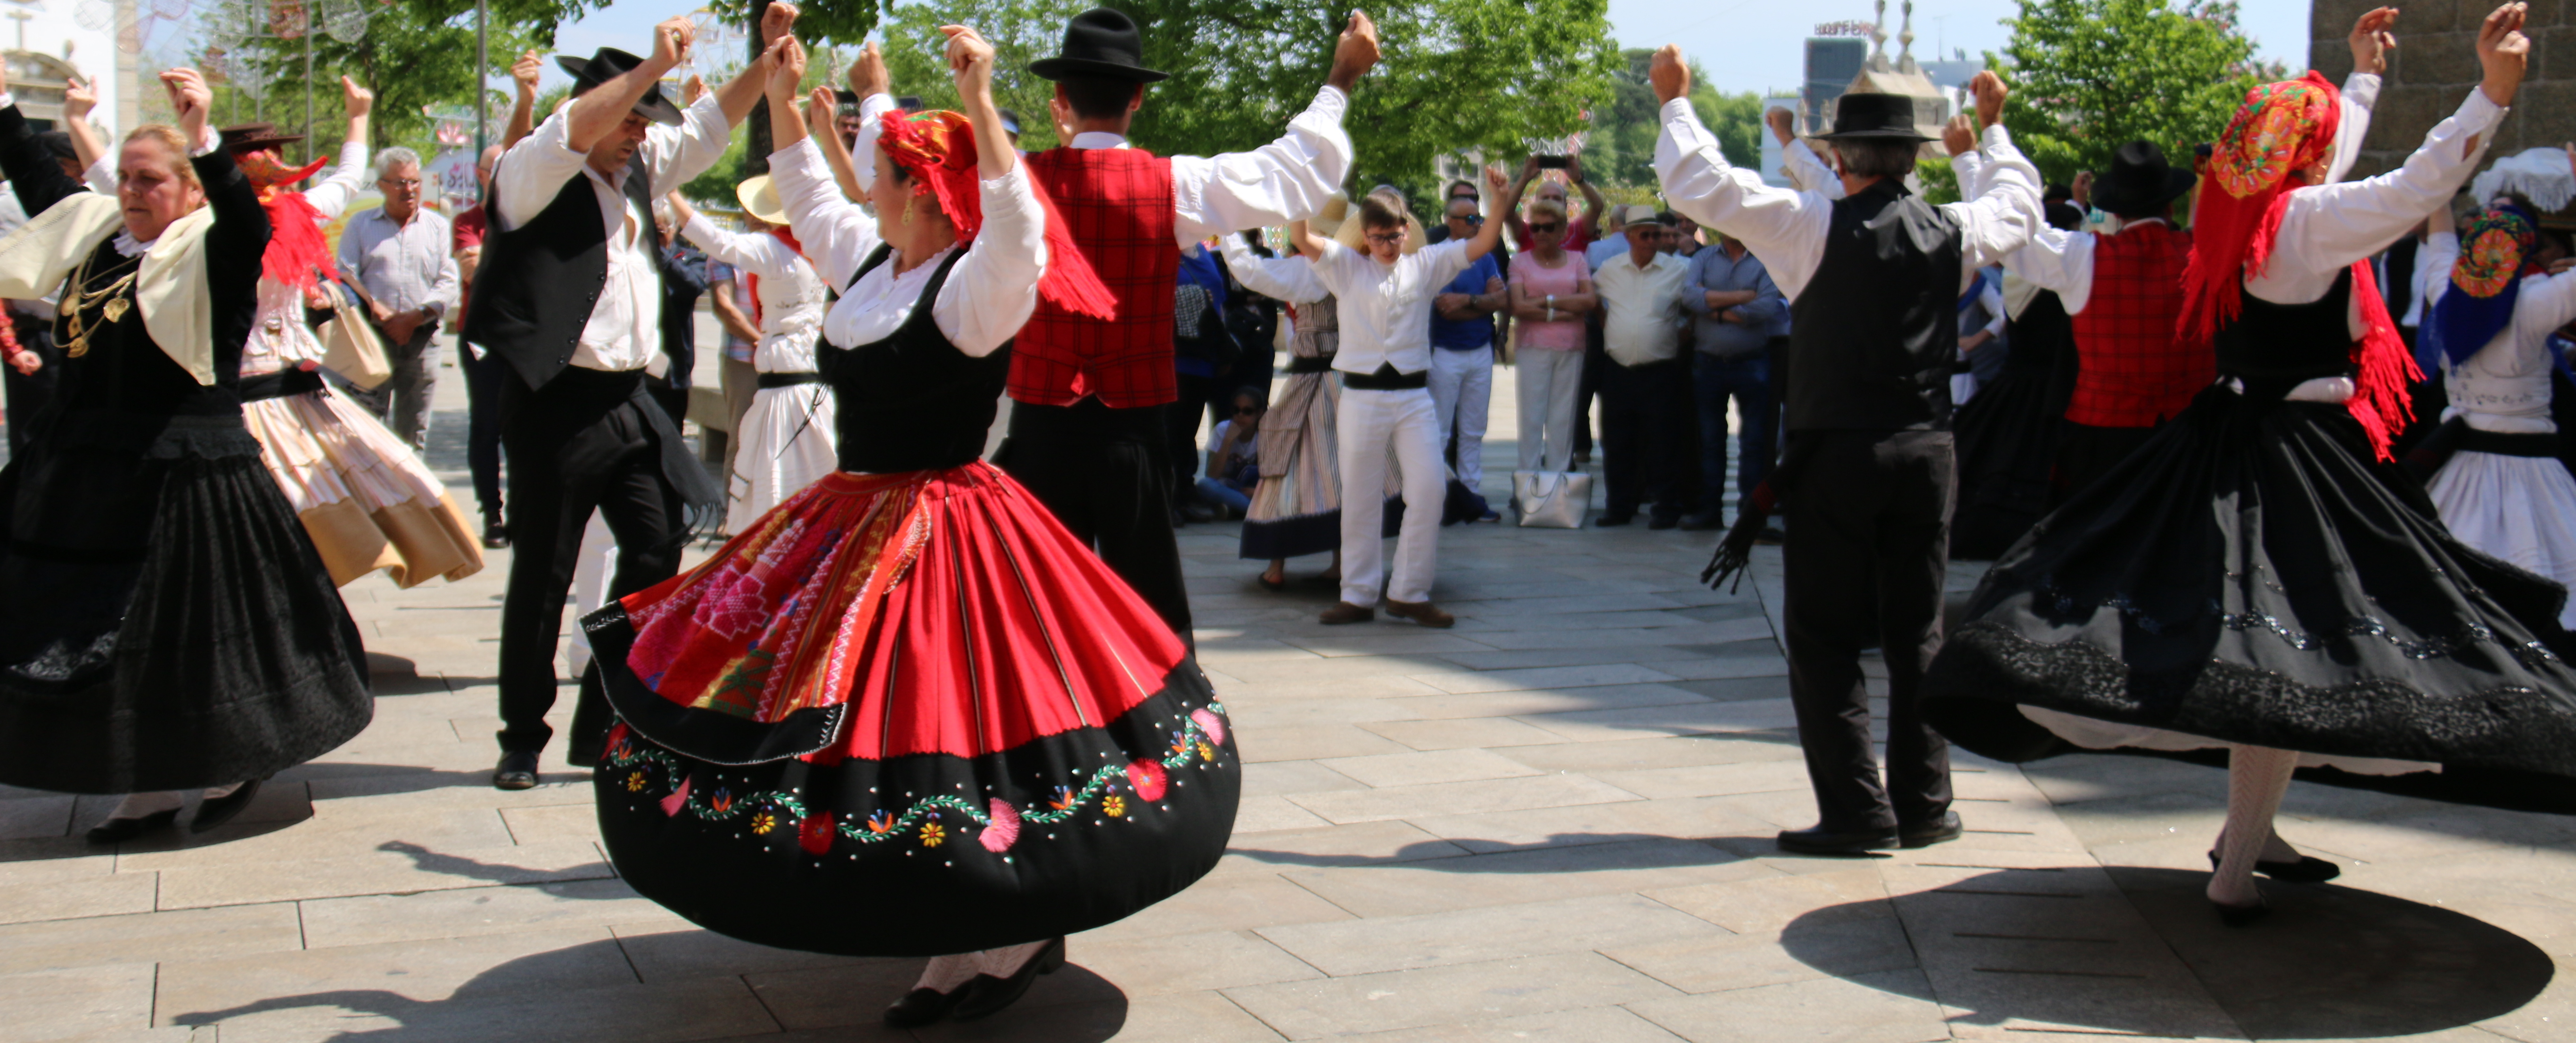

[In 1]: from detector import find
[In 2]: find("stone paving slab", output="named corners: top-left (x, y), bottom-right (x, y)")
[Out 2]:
top-left (1, 365), bottom-right (2570, 1042)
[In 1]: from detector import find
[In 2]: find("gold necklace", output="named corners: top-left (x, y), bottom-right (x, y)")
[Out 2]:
top-left (57, 249), bottom-right (139, 359)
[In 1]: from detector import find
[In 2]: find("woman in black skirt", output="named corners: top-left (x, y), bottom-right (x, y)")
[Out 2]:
top-left (1924, 8), bottom-right (2576, 922)
top-left (1948, 200), bottom-right (2082, 560)
top-left (0, 68), bottom-right (371, 840)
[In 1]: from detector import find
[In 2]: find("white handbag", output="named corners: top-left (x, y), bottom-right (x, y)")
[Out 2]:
top-left (316, 282), bottom-right (393, 391)
top-left (1511, 470), bottom-right (1592, 529)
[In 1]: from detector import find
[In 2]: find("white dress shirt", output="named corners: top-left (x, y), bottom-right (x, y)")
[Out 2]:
top-left (1308, 239), bottom-right (1473, 376)
top-left (1219, 234), bottom-right (1328, 304)
top-left (491, 93), bottom-right (733, 372)
top-left (1655, 100), bottom-right (2043, 301)
top-left (681, 213), bottom-right (827, 373)
top-left (1060, 87), bottom-right (1352, 249)
top-left (771, 137), bottom-right (1046, 359)
top-left (1593, 248), bottom-right (1691, 367)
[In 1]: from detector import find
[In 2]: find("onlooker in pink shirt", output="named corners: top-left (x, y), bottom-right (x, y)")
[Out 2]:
top-left (1508, 198), bottom-right (1595, 473)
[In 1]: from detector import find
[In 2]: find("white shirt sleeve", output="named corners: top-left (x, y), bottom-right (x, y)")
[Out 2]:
top-left (2007, 226), bottom-right (2098, 313)
top-left (2329, 72), bottom-right (2382, 186)
top-left (2514, 270), bottom-right (2576, 341)
top-left (681, 212), bottom-right (797, 281)
top-left (304, 139), bottom-right (370, 220)
top-left (1168, 86), bottom-right (1353, 247)
top-left (1654, 98), bottom-right (1831, 300)
top-left (1417, 239), bottom-right (1473, 286)
top-left (491, 108), bottom-right (595, 231)
top-left (643, 93), bottom-right (737, 197)
top-left (2418, 230), bottom-right (2461, 312)
top-left (770, 137), bottom-right (884, 295)
top-left (1976, 277), bottom-right (2008, 337)
top-left (1937, 122), bottom-right (2046, 294)
top-left (1781, 139), bottom-right (1844, 200)
top-left (853, 92), bottom-right (898, 192)
top-left (1220, 233), bottom-right (1329, 303)
top-left (1950, 148), bottom-right (1986, 202)
top-left (2258, 87), bottom-right (2507, 301)
top-left (1303, 236), bottom-right (1366, 299)
top-left (931, 162), bottom-right (1049, 358)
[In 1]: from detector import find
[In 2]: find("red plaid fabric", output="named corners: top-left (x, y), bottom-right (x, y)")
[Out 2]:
top-left (1013, 149), bottom-right (1180, 408)
top-left (2068, 223), bottom-right (2203, 428)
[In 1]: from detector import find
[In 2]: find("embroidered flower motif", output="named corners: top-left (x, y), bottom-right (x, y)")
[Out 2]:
top-left (798, 812), bottom-right (836, 855)
top-left (708, 788), bottom-right (735, 815)
top-left (605, 722), bottom-right (633, 758)
top-left (1127, 760), bottom-right (1168, 802)
top-left (1191, 707), bottom-right (1228, 747)
top-left (1047, 786), bottom-right (1078, 811)
top-left (2456, 212), bottom-right (2538, 298)
top-left (1103, 795), bottom-right (1127, 817)
top-left (921, 822), bottom-right (947, 847)
top-left (658, 774), bottom-right (693, 817)
top-left (751, 811), bottom-right (778, 835)
top-left (980, 799), bottom-right (1021, 853)
top-left (866, 811), bottom-right (896, 834)
top-left (1198, 740), bottom-right (1216, 762)
top-left (623, 770), bottom-right (647, 792)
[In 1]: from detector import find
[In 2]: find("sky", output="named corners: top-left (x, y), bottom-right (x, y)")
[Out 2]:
top-left (540, 0), bottom-right (2317, 96)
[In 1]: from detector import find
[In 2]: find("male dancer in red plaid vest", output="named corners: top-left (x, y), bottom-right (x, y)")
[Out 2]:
top-left (1000, 7), bottom-right (1375, 638)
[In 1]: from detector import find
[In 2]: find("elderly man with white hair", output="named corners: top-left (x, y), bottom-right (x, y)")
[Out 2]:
top-left (338, 144), bottom-right (460, 448)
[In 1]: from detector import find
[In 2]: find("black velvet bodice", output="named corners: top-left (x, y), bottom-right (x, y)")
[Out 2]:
top-left (2214, 269), bottom-right (2356, 399)
top-left (821, 245), bottom-right (1011, 474)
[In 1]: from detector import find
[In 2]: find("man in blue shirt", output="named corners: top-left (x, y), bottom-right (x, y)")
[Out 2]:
top-left (1431, 196), bottom-right (1510, 513)
top-left (1681, 231), bottom-right (1787, 530)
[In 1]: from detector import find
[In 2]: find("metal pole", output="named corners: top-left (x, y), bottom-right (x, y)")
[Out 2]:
top-left (475, 0), bottom-right (487, 199)
top-left (302, 13), bottom-right (313, 142)
top-left (746, 0), bottom-right (770, 175)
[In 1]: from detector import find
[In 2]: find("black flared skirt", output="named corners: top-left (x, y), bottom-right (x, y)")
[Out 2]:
top-left (1924, 383), bottom-right (2576, 794)
top-left (0, 416), bottom-right (373, 793)
top-left (1951, 293), bottom-right (2075, 561)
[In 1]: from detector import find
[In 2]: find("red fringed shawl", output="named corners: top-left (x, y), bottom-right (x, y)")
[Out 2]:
top-left (243, 150), bottom-right (337, 293)
top-left (2179, 72), bottom-right (2416, 459)
top-left (877, 109), bottom-right (1117, 320)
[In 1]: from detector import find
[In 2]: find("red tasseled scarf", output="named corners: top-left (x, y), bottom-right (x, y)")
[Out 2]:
top-left (259, 191), bottom-right (335, 292)
top-left (878, 109), bottom-right (1118, 320)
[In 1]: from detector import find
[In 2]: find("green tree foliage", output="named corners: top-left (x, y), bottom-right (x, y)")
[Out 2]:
top-left (1573, 50), bottom-right (1768, 192)
top-left (876, 0), bottom-right (1617, 192)
top-left (707, 0), bottom-right (888, 48)
top-left (1991, 0), bottom-right (2273, 187)
top-left (220, 0), bottom-right (574, 158)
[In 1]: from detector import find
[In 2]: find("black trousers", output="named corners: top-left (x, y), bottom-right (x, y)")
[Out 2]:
top-left (1781, 429), bottom-right (1955, 832)
top-left (1171, 372), bottom-right (1218, 488)
top-left (998, 398), bottom-right (1192, 640)
top-left (460, 339), bottom-right (507, 519)
top-left (2, 315), bottom-right (60, 456)
top-left (1598, 356), bottom-right (1694, 518)
top-left (496, 368), bottom-right (687, 758)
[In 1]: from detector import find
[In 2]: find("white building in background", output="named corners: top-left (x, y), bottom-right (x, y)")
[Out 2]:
top-left (0, 0), bottom-right (131, 136)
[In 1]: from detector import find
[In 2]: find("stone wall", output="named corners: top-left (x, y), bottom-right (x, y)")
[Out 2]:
top-left (2310, 0), bottom-right (2576, 180)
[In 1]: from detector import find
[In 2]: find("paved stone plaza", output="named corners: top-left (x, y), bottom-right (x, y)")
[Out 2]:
top-left (6, 359), bottom-right (2576, 1043)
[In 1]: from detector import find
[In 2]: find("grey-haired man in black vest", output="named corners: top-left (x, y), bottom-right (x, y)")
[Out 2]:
top-left (464, 8), bottom-right (799, 790)
top-left (1651, 50), bottom-right (2043, 855)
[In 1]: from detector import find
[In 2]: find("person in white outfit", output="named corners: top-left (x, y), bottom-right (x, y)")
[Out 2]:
top-left (668, 179), bottom-right (836, 533)
top-left (1297, 180), bottom-right (1507, 628)
top-left (2420, 194), bottom-right (2576, 628)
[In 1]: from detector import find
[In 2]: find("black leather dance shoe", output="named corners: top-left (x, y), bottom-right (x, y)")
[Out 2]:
top-left (85, 807), bottom-right (180, 845)
top-left (883, 986), bottom-right (970, 1027)
top-left (191, 778), bottom-right (266, 832)
top-left (1776, 824), bottom-right (1901, 856)
top-left (1899, 811), bottom-right (1964, 849)
top-left (950, 937), bottom-right (1068, 1021)
top-left (492, 750), bottom-right (541, 791)
top-left (2207, 849), bottom-right (2340, 882)
top-left (2212, 897), bottom-right (2271, 927)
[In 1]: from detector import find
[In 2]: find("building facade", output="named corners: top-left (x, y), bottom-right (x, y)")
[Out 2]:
top-left (2310, 0), bottom-right (2574, 181)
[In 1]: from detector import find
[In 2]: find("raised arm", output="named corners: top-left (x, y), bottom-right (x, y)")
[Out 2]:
top-left (1168, 12), bottom-right (1372, 243)
top-left (2330, 7), bottom-right (2397, 185)
top-left (503, 50), bottom-right (541, 148)
top-left (304, 77), bottom-right (374, 220)
top-left (2005, 224), bottom-right (2097, 312)
top-left (1456, 165), bottom-right (1510, 264)
top-left (1650, 46), bottom-right (1829, 298)
top-left (1939, 73), bottom-right (2044, 287)
top-left (1221, 232), bottom-right (1328, 304)
top-left (58, 73), bottom-right (103, 175)
top-left (0, 60), bottom-right (86, 217)
top-left (837, 42), bottom-right (894, 199)
top-left (646, 36), bottom-right (792, 195)
top-left (942, 25), bottom-right (1015, 180)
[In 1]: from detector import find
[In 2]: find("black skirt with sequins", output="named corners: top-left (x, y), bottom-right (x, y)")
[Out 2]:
top-left (1923, 379), bottom-right (2576, 800)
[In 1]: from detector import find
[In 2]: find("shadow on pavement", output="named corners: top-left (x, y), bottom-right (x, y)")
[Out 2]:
top-left (1783, 865), bottom-right (2554, 1039)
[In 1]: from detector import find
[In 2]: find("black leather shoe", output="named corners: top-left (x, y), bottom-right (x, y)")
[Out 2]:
top-left (1647, 513), bottom-right (1681, 530)
top-left (191, 778), bottom-right (266, 832)
top-left (1776, 824), bottom-right (1901, 856)
top-left (86, 807), bottom-right (180, 844)
top-left (1594, 512), bottom-right (1634, 528)
top-left (2213, 897), bottom-right (2271, 927)
top-left (1678, 512), bottom-right (1724, 531)
top-left (1899, 811), bottom-right (1963, 849)
top-left (482, 515), bottom-right (511, 550)
top-left (493, 750), bottom-right (541, 791)
top-left (883, 986), bottom-right (969, 1027)
top-left (949, 937), bottom-right (1067, 1021)
top-left (2207, 849), bottom-right (2340, 882)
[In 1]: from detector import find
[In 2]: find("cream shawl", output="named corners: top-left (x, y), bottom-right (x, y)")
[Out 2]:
top-left (0, 191), bottom-right (217, 384)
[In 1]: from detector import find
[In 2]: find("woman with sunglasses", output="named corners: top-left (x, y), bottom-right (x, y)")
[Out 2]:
top-left (1509, 198), bottom-right (1597, 475)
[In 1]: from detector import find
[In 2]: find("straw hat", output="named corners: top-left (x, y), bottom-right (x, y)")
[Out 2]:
top-left (736, 175), bottom-right (788, 226)
top-left (1289, 192), bottom-right (1351, 244)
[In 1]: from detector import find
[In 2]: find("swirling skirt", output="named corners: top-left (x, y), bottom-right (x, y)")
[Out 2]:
top-left (584, 462), bottom-right (1239, 956)
top-left (241, 384), bottom-right (481, 587)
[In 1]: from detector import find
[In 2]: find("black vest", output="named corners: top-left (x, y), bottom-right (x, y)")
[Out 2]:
top-left (2215, 268), bottom-right (2356, 402)
top-left (1786, 180), bottom-right (1964, 431)
top-left (460, 155), bottom-right (671, 390)
top-left (821, 245), bottom-right (1012, 474)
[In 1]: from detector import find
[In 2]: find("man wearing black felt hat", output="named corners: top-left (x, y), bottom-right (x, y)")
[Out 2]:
top-left (1652, 49), bottom-right (2046, 856)
top-left (462, 4), bottom-right (801, 791)
top-left (2004, 139), bottom-right (2202, 499)
top-left (973, 6), bottom-right (1378, 641)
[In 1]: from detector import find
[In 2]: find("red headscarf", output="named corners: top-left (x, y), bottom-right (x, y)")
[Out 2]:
top-left (877, 109), bottom-right (1116, 319)
top-left (2179, 72), bottom-right (2416, 459)
top-left (236, 146), bottom-right (337, 293)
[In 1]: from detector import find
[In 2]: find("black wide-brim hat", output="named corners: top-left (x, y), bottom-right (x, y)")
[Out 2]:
top-left (1820, 92), bottom-right (1930, 141)
top-left (2090, 140), bottom-right (2197, 217)
top-left (1029, 8), bottom-right (1168, 83)
top-left (217, 122), bottom-right (304, 154)
top-left (557, 48), bottom-right (685, 126)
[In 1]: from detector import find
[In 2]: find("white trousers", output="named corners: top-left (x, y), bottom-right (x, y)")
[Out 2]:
top-left (1428, 346), bottom-right (1494, 490)
top-left (1516, 346), bottom-right (1585, 473)
top-left (1338, 386), bottom-right (1444, 606)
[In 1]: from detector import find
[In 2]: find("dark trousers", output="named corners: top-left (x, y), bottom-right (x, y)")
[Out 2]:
top-left (460, 339), bottom-right (507, 519)
top-left (998, 398), bottom-right (1193, 640)
top-left (1171, 371), bottom-right (1218, 488)
top-left (1694, 350), bottom-right (1771, 510)
top-left (496, 369), bottom-right (687, 758)
top-left (1765, 336), bottom-right (1790, 469)
top-left (1598, 356), bottom-right (1694, 519)
top-left (1781, 429), bottom-right (1956, 832)
top-left (1574, 312), bottom-right (1607, 456)
top-left (353, 323), bottom-right (441, 449)
top-left (2, 316), bottom-right (60, 456)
